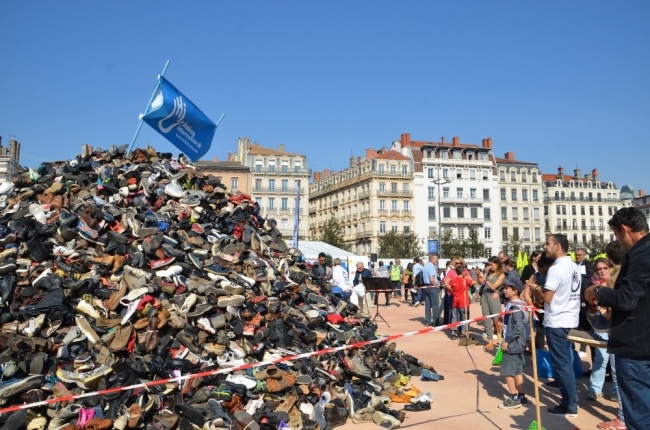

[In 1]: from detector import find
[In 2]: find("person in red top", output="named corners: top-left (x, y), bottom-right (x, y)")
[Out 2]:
top-left (445, 263), bottom-right (474, 339)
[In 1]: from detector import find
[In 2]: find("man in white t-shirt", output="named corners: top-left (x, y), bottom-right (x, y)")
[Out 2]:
top-left (537, 233), bottom-right (581, 418)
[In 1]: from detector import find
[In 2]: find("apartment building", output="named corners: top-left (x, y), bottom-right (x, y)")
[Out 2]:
top-left (235, 137), bottom-right (310, 240)
top-left (193, 156), bottom-right (251, 195)
top-left (309, 148), bottom-right (414, 255)
top-left (495, 151), bottom-right (545, 253)
top-left (630, 188), bottom-right (650, 224)
top-left (0, 138), bottom-right (23, 181)
top-left (543, 167), bottom-right (620, 245)
top-left (400, 133), bottom-right (501, 257)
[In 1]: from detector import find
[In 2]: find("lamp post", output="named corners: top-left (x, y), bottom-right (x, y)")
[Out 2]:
top-left (432, 176), bottom-right (451, 252)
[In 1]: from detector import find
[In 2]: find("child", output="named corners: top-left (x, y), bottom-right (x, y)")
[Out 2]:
top-left (446, 264), bottom-right (472, 339)
top-left (498, 277), bottom-right (529, 409)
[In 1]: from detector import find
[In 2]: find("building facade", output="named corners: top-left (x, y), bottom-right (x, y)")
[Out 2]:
top-left (309, 148), bottom-right (414, 255)
top-left (193, 158), bottom-right (251, 195)
top-left (236, 137), bottom-right (310, 240)
top-left (0, 138), bottom-right (22, 182)
top-left (543, 167), bottom-right (620, 246)
top-left (401, 134), bottom-right (501, 257)
top-left (630, 188), bottom-right (650, 225)
top-left (495, 151), bottom-right (545, 254)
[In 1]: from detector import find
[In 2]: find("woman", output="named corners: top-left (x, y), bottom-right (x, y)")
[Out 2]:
top-left (330, 258), bottom-right (353, 301)
top-left (586, 258), bottom-right (616, 402)
top-left (476, 256), bottom-right (506, 350)
top-left (520, 251), bottom-right (541, 284)
top-left (525, 252), bottom-right (554, 350)
top-left (402, 263), bottom-right (413, 304)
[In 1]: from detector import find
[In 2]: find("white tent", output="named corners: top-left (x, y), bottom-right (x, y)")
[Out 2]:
top-left (296, 240), bottom-right (367, 279)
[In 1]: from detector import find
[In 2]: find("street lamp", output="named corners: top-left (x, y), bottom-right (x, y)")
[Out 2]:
top-left (432, 176), bottom-right (451, 247)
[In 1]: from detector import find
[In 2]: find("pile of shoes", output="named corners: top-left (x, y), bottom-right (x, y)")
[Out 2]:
top-left (0, 145), bottom-right (442, 430)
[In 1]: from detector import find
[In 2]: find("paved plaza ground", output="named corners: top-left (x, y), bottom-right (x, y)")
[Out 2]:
top-left (353, 297), bottom-right (617, 430)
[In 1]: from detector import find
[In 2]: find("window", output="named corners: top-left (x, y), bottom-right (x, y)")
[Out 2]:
top-left (522, 189), bottom-right (528, 201)
top-left (572, 205), bottom-right (577, 215)
top-left (573, 220), bottom-right (578, 230)
top-left (512, 208), bottom-right (518, 220)
top-left (523, 207), bottom-right (529, 220)
top-left (501, 207), bottom-right (507, 220)
top-left (426, 150), bottom-right (432, 158)
top-left (485, 247), bottom-right (492, 257)
top-left (280, 219), bottom-right (288, 230)
top-left (521, 171), bottom-right (527, 182)
top-left (403, 201), bottom-right (409, 212)
top-left (511, 189), bottom-right (517, 201)
top-left (391, 182), bottom-right (397, 193)
top-left (268, 197), bottom-right (275, 210)
top-left (484, 208), bottom-right (491, 220)
top-left (379, 221), bottom-right (386, 233)
top-left (379, 200), bottom-right (386, 211)
top-left (442, 168), bottom-right (449, 178)
top-left (458, 227), bottom-right (465, 239)
top-left (231, 178), bottom-right (238, 189)
top-left (378, 164), bottom-right (384, 174)
top-left (379, 182), bottom-right (385, 192)
top-left (294, 161), bottom-right (302, 173)
top-left (402, 165), bottom-right (408, 175)
top-left (453, 151), bottom-right (462, 160)
top-left (255, 162), bottom-right (263, 172)
top-left (483, 189), bottom-right (490, 201)
top-left (501, 188), bottom-right (507, 201)
top-left (457, 188), bottom-right (463, 199)
top-left (470, 169), bottom-right (476, 180)
top-left (589, 206), bottom-right (594, 216)
top-left (268, 179), bottom-right (275, 191)
top-left (456, 169), bottom-right (462, 179)
top-left (598, 206), bottom-right (603, 216)
top-left (471, 207), bottom-right (478, 218)
top-left (513, 227), bottom-right (520, 239)
top-left (443, 207), bottom-right (451, 218)
top-left (534, 227), bottom-right (541, 241)
top-left (428, 168), bottom-right (434, 178)
top-left (533, 207), bottom-right (540, 221)
top-left (403, 222), bottom-right (410, 233)
top-left (443, 187), bottom-right (450, 198)
top-left (391, 221), bottom-right (398, 233)
top-left (562, 205), bottom-right (567, 215)
top-left (255, 197), bottom-right (262, 206)
top-left (502, 227), bottom-right (509, 240)
top-left (483, 170), bottom-right (489, 180)
top-left (485, 227), bottom-right (491, 239)
top-left (390, 165), bottom-right (396, 174)
top-left (441, 151), bottom-right (448, 159)
top-left (294, 180), bottom-right (300, 191)
top-left (428, 207), bottom-right (436, 220)
top-left (281, 162), bottom-right (288, 173)
top-left (582, 234), bottom-right (587, 244)
top-left (255, 178), bottom-right (262, 190)
top-left (457, 207), bottom-right (465, 218)
top-left (428, 187), bottom-right (435, 200)
top-left (532, 172), bottom-right (538, 182)
top-left (511, 171), bottom-right (516, 182)
top-left (581, 206), bottom-right (585, 215)
top-left (523, 227), bottom-right (530, 240)
top-left (268, 162), bottom-right (275, 172)
top-left (391, 200), bottom-right (398, 212)
top-left (500, 171), bottom-right (506, 181)
top-left (556, 206), bottom-right (561, 215)
top-left (470, 188), bottom-right (477, 199)
top-left (533, 190), bottom-right (538, 201)
top-left (281, 179), bottom-right (288, 191)
top-left (281, 198), bottom-right (288, 210)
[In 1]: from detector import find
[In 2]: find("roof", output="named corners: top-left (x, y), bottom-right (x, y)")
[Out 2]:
top-left (542, 174), bottom-right (591, 183)
top-left (407, 140), bottom-right (481, 150)
top-left (494, 157), bottom-right (537, 166)
top-left (372, 150), bottom-right (410, 161)
top-left (194, 161), bottom-right (250, 171)
top-left (247, 144), bottom-right (302, 157)
top-left (296, 241), bottom-right (364, 259)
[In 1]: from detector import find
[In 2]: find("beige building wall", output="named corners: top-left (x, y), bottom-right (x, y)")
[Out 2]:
top-left (193, 159), bottom-right (251, 194)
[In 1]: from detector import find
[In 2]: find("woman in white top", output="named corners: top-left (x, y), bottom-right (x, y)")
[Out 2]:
top-left (331, 258), bottom-right (353, 301)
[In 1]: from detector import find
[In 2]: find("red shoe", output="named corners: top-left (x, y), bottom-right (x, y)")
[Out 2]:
top-left (597, 418), bottom-right (627, 430)
top-left (149, 256), bottom-right (175, 269)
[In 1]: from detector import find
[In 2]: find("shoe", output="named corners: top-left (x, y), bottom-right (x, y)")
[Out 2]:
top-left (403, 400), bottom-right (431, 411)
top-left (547, 405), bottom-right (578, 418)
top-left (498, 397), bottom-right (522, 409)
top-left (372, 411), bottom-right (400, 429)
top-left (567, 328), bottom-right (607, 348)
top-left (587, 391), bottom-right (601, 401)
top-left (544, 380), bottom-right (559, 389)
top-left (597, 418), bottom-right (627, 430)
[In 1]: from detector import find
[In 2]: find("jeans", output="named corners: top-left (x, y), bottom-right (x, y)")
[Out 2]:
top-left (480, 291), bottom-right (501, 339)
top-left (545, 327), bottom-right (578, 412)
top-left (451, 307), bottom-right (467, 335)
top-left (610, 354), bottom-right (624, 423)
top-left (421, 287), bottom-right (441, 326)
top-left (443, 292), bottom-right (453, 324)
top-left (412, 288), bottom-right (423, 304)
top-left (391, 281), bottom-right (402, 298)
top-left (616, 355), bottom-right (650, 429)
top-left (589, 331), bottom-right (610, 395)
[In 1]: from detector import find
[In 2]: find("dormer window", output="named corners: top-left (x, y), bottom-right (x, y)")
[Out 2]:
top-left (441, 151), bottom-right (448, 159)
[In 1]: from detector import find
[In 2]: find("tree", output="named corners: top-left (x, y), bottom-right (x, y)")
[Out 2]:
top-left (586, 234), bottom-right (608, 258)
top-left (378, 231), bottom-right (424, 259)
top-left (466, 228), bottom-right (485, 259)
top-left (439, 229), bottom-right (462, 258)
top-left (317, 218), bottom-right (350, 251)
top-left (503, 235), bottom-right (524, 258)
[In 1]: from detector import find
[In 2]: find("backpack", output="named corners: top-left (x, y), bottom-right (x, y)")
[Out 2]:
top-left (390, 266), bottom-right (401, 281)
top-left (414, 270), bottom-right (425, 287)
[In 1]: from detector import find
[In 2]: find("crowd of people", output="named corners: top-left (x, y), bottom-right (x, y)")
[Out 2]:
top-left (313, 206), bottom-right (650, 429)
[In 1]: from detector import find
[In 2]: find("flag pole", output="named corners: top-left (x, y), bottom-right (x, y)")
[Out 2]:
top-left (127, 60), bottom-right (170, 156)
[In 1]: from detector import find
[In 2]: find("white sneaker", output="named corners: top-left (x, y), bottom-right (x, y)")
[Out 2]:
top-left (245, 397), bottom-right (264, 415)
top-left (164, 181), bottom-right (184, 198)
top-left (226, 374), bottom-right (257, 389)
top-left (76, 300), bottom-right (101, 319)
top-left (412, 301), bottom-right (420, 306)
top-left (229, 341), bottom-right (246, 359)
top-left (197, 317), bottom-right (215, 334)
top-left (411, 392), bottom-right (432, 404)
top-left (53, 246), bottom-right (78, 258)
top-left (216, 352), bottom-right (246, 368)
top-left (120, 298), bottom-right (142, 325)
top-left (156, 265), bottom-right (183, 278)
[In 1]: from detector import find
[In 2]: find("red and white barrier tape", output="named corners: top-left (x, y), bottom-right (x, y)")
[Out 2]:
top-left (0, 306), bottom-right (536, 415)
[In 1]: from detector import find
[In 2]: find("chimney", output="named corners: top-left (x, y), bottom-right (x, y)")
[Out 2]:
top-left (441, 137), bottom-right (445, 145)
top-left (505, 151), bottom-right (514, 161)
top-left (400, 133), bottom-right (411, 147)
top-left (487, 137), bottom-right (493, 148)
top-left (81, 143), bottom-right (89, 157)
top-left (357, 156), bottom-right (362, 164)
top-left (558, 166), bottom-right (564, 179)
top-left (350, 156), bottom-right (355, 167)
top-left (452, 136), bottom-right (459, 147)
top-left (213, 156), bottom-right (219, 162)
top-left (314, 172), bottom-right (321, 181)
top-left (592, 169), bottom-right (599, 181)
top-left (482, 139), bottom-right (488, 148)
top-left (584, 173), bottom-right (591, 181)
top-left (639, 189), bottom-right (645, 197)
top-left (324, 169), bottom-right (330, 178)
top-left (366, 148), bottom-right (378, 159)
top-left (9, 139), bottom-right (19, 161)
top-left (278, 143), bottom-right (285, 152)
top-left (574, 168), bottom-right (581, 179)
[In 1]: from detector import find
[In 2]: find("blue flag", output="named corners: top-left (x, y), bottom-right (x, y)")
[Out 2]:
top-left (142, 77), bottom-right (216, 162)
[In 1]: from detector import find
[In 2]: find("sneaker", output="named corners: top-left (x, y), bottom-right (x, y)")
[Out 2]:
top-left (567, 329), bottom-right (608, 348)
top-left (411, 301), bottom-right (419, 307)
top-left (519, 396), bottom-right (528, 406)
top-left (547, 405), bottom-right (578, 418)
top-left (498, 397), bottom-right (522, 409)
top-left (587, 391), bottom-right (601, 401)
top-left (597, 418), bottom-right (627, 430)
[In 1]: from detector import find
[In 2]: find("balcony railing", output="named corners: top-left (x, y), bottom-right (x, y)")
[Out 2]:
top-left (439, 197), bottom-right (484, 204)
top-left (355, 230), bottom-right (372, 239)
top-left (252, 187), bottom-right (304, 194)
top-left (332, 200), bottom-right (339, 206)
top-left (543, 196), bottom-right (619, 203)
top-left (253, 167), bottom-right (312, 176)
top-left (358, 191), bottom-right (371, 199)
top-left (440, 217), bottom-right (484, 224)
top-left (377, 190), bottom-right (413, 197)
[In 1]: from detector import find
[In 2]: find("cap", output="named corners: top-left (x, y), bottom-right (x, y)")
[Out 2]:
top-left (504, 277), bottom-right (525, 293)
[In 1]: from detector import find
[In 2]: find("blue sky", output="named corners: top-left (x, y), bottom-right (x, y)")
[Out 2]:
top-left (1, 2), bottom-right (649, 192)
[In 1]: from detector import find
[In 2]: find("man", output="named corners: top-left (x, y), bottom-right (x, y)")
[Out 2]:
top-left (585, 208), bottom-right (650, 429)
top-left (389, 258), bottom-right (404, 303)
top-left (352, 262), bottom-right (372, 312)
top-left (410, 258), bottom-right (424, 306)
top-left (421, 253), bottom-right (442, 326)
top-left (535, 234), bottom-right (581, 418)
top-left (498, 251), bottom-right (509, 264)
top-left (575, 247), bottom-right (595, 359)
top-left (374, 261), bottom-right (390, 307)
top-left (312, 252), bottom-right (329, 279)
